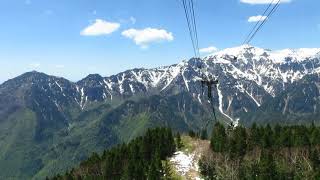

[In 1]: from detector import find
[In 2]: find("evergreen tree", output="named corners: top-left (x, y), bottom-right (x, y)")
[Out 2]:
top-left (147, 151), bottom-right (163, 180)
top-left (188, 130), bottom-right (196, 138)
top-left (262, 124), bottom-right (273, 148)
top-left (200, 129), bottom-right (208, 140)
top-left (210, 122), bottom-right (227, 152)
top-left (233, 126), bottom-right (247, 157)
top-left (249, 162), bottom-right (259, 179)
top-left (176, 132), bottom-right (183, 149)
top-left (238, 163), bottom-right (248, 180)
top-left (50, 127), bottom-right (177, 180)
top-left (258, 150), bottom-right (277, 179)
top-left (166, 128), bottom-right (176, 155)
top-left (310, 128), bottom-right (320, 145)
top-left (162, 161), bottom-right (173, 180)
top-left (310, 148), bottom-right (320, 171)
top-left (199, 156), bottom-right (216, 180)
top-left (293, 126), bottom-right (310, 146)
top-left (248, 123), bottom-right (260, 150)
top-left (279, 128), bottom-right (293, 148)
top-left (65, 171), bottom-right (74, 180)
top-left (273, 124), bottom-right (282, 148)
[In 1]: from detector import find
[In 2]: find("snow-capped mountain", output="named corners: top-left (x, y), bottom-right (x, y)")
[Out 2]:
top-left (1, 45), bottom-right (320, 179)
top-left (1, 45), bottom-right (319, 124)
top-left (75, 45), bottom-right (320, 122)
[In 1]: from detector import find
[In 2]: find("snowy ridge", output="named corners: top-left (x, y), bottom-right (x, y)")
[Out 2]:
top-left (2, 46), bottom-right (318, 125)
top-left (205, 45), bottom-right (320, 95)
top-left (48, 45), bottom-right (320, 120)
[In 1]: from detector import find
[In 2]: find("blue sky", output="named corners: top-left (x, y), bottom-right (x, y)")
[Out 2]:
top-left (0, 0), bottom-right (319, 83)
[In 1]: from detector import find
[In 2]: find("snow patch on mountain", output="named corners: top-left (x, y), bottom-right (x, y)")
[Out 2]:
top-left (55, 81), bottom-right (63, 92)
top-left (270, 48), bottom-right (320, 63)
top-left (161, 64), bottom-right (182, 91)
top-left (72, 45), bottom-right (320, 120)
top-left (80, 88), bottom-right (87, 109)
top-left (217, 84), bottom-right (233, 122)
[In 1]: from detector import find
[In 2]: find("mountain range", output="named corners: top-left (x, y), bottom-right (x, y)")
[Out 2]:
top-left (1, 45), bottom-right (320, 179)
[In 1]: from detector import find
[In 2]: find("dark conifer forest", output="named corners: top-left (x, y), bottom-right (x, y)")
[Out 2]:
top-left (50, 123), bottom-right (320, 180)
top-left (50, 127), bottom-right (176, 180)
top-left (200, 122), bottom-right (320, 179)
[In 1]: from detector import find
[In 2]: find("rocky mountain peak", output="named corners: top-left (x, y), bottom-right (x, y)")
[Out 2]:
top-left (1, 46), bottom-right (319, 124)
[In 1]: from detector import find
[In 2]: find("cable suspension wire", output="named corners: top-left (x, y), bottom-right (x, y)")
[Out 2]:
top-left (190, 0), bottom-right (200, 57)
top-left (181, 0), bottom-right (200, 58)
top-left (180, 0), bottom-right (224, 128)
top-left (242, 0), bottom-right (276, 45)
top-left (243, 0), bottom-right (281, 45)
top-left (181, 0), bottom-right (197, 58)
top-left (246, 0), bottom-right (281, 44)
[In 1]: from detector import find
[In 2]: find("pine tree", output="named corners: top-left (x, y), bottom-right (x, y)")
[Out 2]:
top-left (248, 122), bottom-right (260, 150)
top-left (279, 128), bottom-right (293, 148)
top-left (162, 161), bottom-right (173, 180)
top-left (237, 126), bottom-right (248, 156)
top-left (66, 172), bottom-right (74, 180)
top-left (199, 156), bottom-right (216, 180)
top-left (262, 124), bottom-right (273, 148)
top-left (188, 130), bottom-right (196, 138)
top-left (293, 126), bottom-right (310, 146)
top-left (310, 148), bottom-right (320, 171)
top-left (166, 128), bottom-right (176, 155)
top-left (273, 124), bottom-right (282, 148)
top-left (258, 150), bottom-right (277, 179)
top-left (200, 129), bottom-right (208, 140)
top-left (147, 151), bottom-right (163, 180)
top-left (211, 122), bottom-right (227, 152)
top-left (310, 128), bottom-right (320, 145)
top-left (176, 132), bottom-right (183, 149)
top-left (249, 162), bottom-right (259, 179)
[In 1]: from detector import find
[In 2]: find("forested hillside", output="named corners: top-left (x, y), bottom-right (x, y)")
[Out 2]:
top-left (50, 127), bottom-right (177, 179)
top-left (49, 123), bottom-right (320, 180)
top-left (1, 45), bottom-right (320, 179)
top-left (200, 122), bottom-right (320, 179)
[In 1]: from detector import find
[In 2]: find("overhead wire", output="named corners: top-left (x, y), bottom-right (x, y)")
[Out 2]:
top-left (181, 0), bottom-right (197, 58)
top-left (246, 0), bottom-right (281, 44)
top-left (243, 0), bottom-right (281, 45)
top-left (242, 0), bottom-right (276, 45)
top-left (190, 0), bottom-right (200, 58)
top-left (180, 0), bottom-right (229, 127)
top-left (181, 0), bottom-right (200, 58)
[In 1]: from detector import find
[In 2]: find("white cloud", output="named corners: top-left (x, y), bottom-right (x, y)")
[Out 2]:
top-left (200, 46), bottom-right (218, 54)
top-left (122, 28), bottom-right (174, 48)
top-left (248, 15), bottom-right (267, 22)
top-left (130, 16), bottom-right (136, 24)
top-left (240, 0), bottom-right (291, 4)
top-left (81, 19), bottom-right (120, 36)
